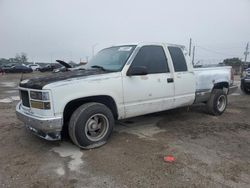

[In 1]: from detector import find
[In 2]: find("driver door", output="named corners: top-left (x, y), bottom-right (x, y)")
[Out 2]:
top-left (122, 45), bottom-right (175, 118)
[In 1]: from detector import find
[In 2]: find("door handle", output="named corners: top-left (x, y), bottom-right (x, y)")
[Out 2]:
top-left (167, 78), bottom-right (174, 83)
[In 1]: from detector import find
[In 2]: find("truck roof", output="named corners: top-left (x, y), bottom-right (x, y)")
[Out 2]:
top-left (112, 42), bottom-right (185, 50)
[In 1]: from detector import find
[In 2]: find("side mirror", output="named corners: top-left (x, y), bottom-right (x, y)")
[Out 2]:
top-left (127, 66), bottom-right (148, 76)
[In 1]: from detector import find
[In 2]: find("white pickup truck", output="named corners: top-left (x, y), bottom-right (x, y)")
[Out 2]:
top-left (16, 42), bottom-right (237, 149)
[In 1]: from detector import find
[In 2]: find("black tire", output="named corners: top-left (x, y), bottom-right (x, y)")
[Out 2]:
top-left (68, 102), bottom-right (114, 149)
top-left (207, 89), bottom-right (228, 116)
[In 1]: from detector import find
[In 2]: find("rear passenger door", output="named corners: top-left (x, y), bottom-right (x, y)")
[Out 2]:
top-left (167, 46), bottom-right (196, 107)
top-left (122, 45), bottom-right (175, 118)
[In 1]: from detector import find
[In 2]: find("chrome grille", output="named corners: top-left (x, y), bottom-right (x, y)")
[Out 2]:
top-left (20, 90), bottom-right (30, 107)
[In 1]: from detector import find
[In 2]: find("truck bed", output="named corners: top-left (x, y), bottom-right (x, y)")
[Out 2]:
top-left (193, 66), bottom-right (232, 103)
top-left (194, 66), bottom-right (232, 92)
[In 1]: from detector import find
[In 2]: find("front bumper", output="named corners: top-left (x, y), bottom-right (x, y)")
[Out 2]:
top-left (228, 85), bottom-right (238, 95)
top-left (16, 102), bottom-right (63, 140)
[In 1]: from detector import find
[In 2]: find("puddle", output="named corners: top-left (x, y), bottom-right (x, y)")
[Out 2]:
top-left (0, 82), bottom-right (17, 87)
top-left (4, 90), bottom-right (18, 94)
top-left (231, 93), bottom-right (240, 96)
top-left (11, 96), bottom-right (20, 100)
top-left (0, 98), bottom-right (12, 103)
top-left (0, 96), bottom-right (20, 103)
top-left (226, 108), bottom-right (241, 114)
top-left (55, 167), bottom-right (65, 176)
top-left (49, 143), bottom-right (117, 186)
top-left (116, 116), bottom-right (166, 140)
top-left (117, 123), bottom-right (166, 140)
top-left (234, 81), bottom-right (241, 85)
top-left (52, 142), bottom-right (84, 172)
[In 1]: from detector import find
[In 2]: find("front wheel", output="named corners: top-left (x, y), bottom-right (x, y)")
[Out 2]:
top-left (68, 102), bottom-right (114, 149)
top-left (207, 89), bottom-right (228, 116)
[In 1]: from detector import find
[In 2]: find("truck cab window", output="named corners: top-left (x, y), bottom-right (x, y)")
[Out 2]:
top-left (168, 47), bottom-right (188, 72)
top-left (131, 45), bottom-right (169, 74)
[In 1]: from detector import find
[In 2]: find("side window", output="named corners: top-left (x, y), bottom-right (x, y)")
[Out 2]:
top-left (131, 45), bottom-right (169, 74)
top-left (168, 47), bottom-right (188, 72)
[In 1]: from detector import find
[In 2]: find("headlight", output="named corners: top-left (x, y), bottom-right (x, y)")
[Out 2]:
top-left (30, 91), bottom-right (50, 100)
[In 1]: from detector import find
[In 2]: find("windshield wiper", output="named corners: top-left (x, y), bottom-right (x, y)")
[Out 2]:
top-left (91, 65), bottom-right (106, 71)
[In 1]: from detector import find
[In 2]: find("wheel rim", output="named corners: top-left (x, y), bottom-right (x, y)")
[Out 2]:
top-left (84, 114), bottom-right (109, 142)
top-left (217, 95), bottom-right (226, 112)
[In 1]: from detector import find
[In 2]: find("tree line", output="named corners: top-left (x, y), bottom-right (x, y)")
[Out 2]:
top-left (0, 53), bottom-right (28, 65)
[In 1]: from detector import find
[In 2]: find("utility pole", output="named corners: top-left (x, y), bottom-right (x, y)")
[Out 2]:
top-left (242, 42), bottom-right (249, 76)
top-left (192, 46), bottom-right (195, 65)
top-left (92, 43), bottom-right (98, 58)
top-left (189, 38), bottom-right (192, 56)
top-left (244, 42), bottom-right (249, 64)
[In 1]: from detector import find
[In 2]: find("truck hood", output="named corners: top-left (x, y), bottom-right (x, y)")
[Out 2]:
top-left (19, 69), bottom-right (110, 89)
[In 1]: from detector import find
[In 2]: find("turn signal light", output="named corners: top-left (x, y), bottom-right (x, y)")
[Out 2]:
top-left (30, 100), bottom-right (51, 110)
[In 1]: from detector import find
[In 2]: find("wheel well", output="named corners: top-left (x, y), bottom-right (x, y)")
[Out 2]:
top-left (213, 82), bottom-right (229, 90)
top-left (63, 95), bottom-right (118, 128)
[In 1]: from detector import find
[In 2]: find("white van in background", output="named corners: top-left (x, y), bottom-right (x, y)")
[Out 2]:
top-left (28, 64), bottom-right (40, 71)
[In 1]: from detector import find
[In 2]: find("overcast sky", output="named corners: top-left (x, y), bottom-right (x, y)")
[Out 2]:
top-left (0, 0), bottom-right (249, 64)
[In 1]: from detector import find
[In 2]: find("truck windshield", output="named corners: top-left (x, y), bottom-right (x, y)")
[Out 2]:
top-left (84, 45), bottom-right (136, 71)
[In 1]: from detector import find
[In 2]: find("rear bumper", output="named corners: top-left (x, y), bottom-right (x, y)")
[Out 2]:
top-left (244, 78), bottom-right (250, 83)
top-left (242, 78), bottom-right (250, 88)
top-left (228, 85), bottom-right (238, 95)
top-left (16, 102), bottom-right (63, 140)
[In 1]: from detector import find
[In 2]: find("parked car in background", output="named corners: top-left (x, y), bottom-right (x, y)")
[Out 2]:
top-left (53, 67), bottom-right (68, 73)
top-left (1, 64), bottom-right (14, 69)
top-left (0, 65), bottom-right (3, 74)
top-left (2, 65), bottom-right (15, 73)
top-left (39, 63), bottom-right (62, 72)
top-left (241, 68), bottom-right (250, 94)
top-left (28, 64), bottom-right (40, 71)
top-left (3, 65), bottom-right (33, 73)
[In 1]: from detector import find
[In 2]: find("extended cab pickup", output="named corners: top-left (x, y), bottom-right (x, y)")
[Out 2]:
top-left (16, 42), bottom-right (238, 148)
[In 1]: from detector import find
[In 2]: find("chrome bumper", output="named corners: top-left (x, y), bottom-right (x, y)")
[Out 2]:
top-left (243, 78), bottom-right (250, 83)
top-left (16, 102), bottom-right (63, 140)
top-left (228, 85), bottom-right (238, 95)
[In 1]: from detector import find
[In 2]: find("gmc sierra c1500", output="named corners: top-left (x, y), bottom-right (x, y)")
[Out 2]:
top-left (16, 42), bottom-right (238, 149)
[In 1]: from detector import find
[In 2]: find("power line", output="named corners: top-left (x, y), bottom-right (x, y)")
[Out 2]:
top-left (196, 45), bottom-right (239, 57)
top-left (189, 38), bottom-right (192, 56)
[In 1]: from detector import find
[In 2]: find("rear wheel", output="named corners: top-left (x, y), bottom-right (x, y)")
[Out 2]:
top-left (207, 89), bottom-right (227, 116)
top-left (68, 102), bottom-right (114, 149)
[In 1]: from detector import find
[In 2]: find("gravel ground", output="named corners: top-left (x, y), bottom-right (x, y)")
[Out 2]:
top-left (0, 73), bottom-right (249, 188)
